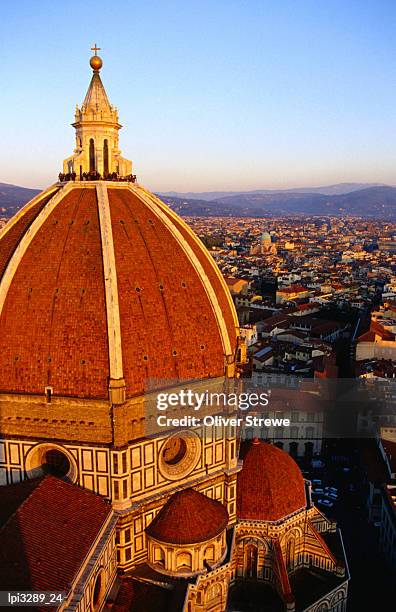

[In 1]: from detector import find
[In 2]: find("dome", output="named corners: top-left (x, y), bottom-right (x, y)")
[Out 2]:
top-left (261, 231), bottom-right (271, 243)
top-left (0, 183), bottom-right (238, 400)
top-left (237, 439), bottom-right (306, 521)
top-left (146, 488), bottom-right (229, 545)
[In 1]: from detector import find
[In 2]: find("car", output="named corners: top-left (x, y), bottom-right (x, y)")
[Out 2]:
top-left (342, 467), bottom-right (351, 472)
top-left (312, 487), bottom-right (324, 494)
top-left (312, 479), bottom-right (322, 485)
top-left (325, 486), bottom-right (338, 494)
top-left (326, 492), bottom-right (338, 501)
top-left (318, 499), bottom-right (334, 507)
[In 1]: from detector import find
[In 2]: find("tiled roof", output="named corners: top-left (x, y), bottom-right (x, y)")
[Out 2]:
top-left (237, 440), bottom-right (306, 521)
top-left (146, 488), bottom-right (228, 545)
top-left (277, 285), bottom-right (308, 294)
top-left (112, 576), bottom-right (187, 612)
top-left (0, 476), bottom-right (112, 592)
top-left (358, 320), bottom-right (395, 343)
top-left (0, 185), bottom-right (237, 399)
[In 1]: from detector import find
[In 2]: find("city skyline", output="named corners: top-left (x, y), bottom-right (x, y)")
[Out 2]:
top-left (1, 0), bottom-right (396, 191)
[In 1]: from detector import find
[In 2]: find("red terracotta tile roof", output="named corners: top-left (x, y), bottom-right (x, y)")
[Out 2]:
top-left (0, 186), bottom-right (237, 399)
top-left (109, 189), bottom-right (237, 396)
top-left (111, 576), bottom-right (186, 612)
top-left (0, 478), bottom-right (41, 527)
top-left (237, 440), bottom-right (306, 522)
top-left (0, 191), bottom-right (57, 279)
top-left (295, 302), bottom-right (321, 311)
top-left (158, 204), bottom-right (237, 352)
top-left (277, 285), bottom-right (308, 294)
top-left (0, 476), bottom-right (112, 592)
top-left (358, 330), bottom-right (376, 342)
top-left (0, 188), bottom-right (109, 398)
top-left (358, 320), bottom-right (395, 343)
top-left (146, 488), bottom-right (228, 545)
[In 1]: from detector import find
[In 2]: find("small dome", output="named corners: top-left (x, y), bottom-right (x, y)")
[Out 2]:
top-left (261, 231), bottom-right (271, 243)
top-left (237, 440), bottom-right (306, 521)
top-left (146, 488), bottom-right (229, 545)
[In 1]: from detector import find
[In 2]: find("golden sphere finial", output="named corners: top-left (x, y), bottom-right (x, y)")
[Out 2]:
top-left (90, 55), bottom-right (103, 71)
top-left (90, 44), bottom-right (102, 71)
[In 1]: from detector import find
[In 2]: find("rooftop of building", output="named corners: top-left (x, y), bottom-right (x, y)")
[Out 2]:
top-left (0, 476), bottom-right (112, 593)
top-left (145, 488), bottom-right (229, 545)
top-left (237, 439), bottom-right (306, 522)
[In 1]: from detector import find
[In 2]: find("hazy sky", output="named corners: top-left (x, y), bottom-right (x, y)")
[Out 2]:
top-left (1, 0), bottom-right (396, 191)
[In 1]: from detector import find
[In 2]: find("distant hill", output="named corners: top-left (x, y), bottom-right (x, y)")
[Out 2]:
top-left (0, 183), bottom-right (40, 216)
top-left (160, 186), bottom-right (396, 218)
top-left (2, 181), bottom-right (396, 219)
top-left (159, 183), bottom-right (385, 201)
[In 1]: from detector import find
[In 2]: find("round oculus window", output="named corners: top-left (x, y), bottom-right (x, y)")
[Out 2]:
top-left (159, 432), bottom-right (201, 480)
top-left (42, 449), bottom-right (71, 478)
top-left (25, 443), bottom-right (77, 483)
top-left (162, 437), bottom-right (187, 465)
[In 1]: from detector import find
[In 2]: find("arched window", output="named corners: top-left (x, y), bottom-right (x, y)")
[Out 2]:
top-left (245, 543), bottom-right (258, 578)
top-left (176, 551), bottom-right (192, 570)
top-left (305, 441), bottom-right (314, 458)
top-left (207, 583), bottom-right (222, 604)
top-left (89, 138), bottom-right (95, 172)
top-left (204, 545), bottom-right (215, 562)
top-left (154, 547), bottom-right (165, 566)
top-left (286, 537), bottom-right (295, 570)
top-left (103, 139), bottom-right (109, 175)
top-left (91, 569), bottom-right (105, 611)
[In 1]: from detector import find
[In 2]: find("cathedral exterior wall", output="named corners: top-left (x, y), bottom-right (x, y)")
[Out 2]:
top-left (0, 394), bottom-right (113, 447)
top-left (63, 514), bottom-right (118, 612)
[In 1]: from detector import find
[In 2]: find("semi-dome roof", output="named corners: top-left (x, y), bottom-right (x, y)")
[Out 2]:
top-left (237, 439), bottom-right (306, 521)
top-left (146, 488), bottom-right (229, 545)
top-left (0, 183), bottom-right (238, 400)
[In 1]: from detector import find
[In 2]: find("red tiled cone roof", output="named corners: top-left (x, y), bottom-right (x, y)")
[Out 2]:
top-left (0, 475), bottom-right (112, 592)
top-left (146, 488), bottom-right (229, 545)
top-left (237, 440), bottom-right (306, 521)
